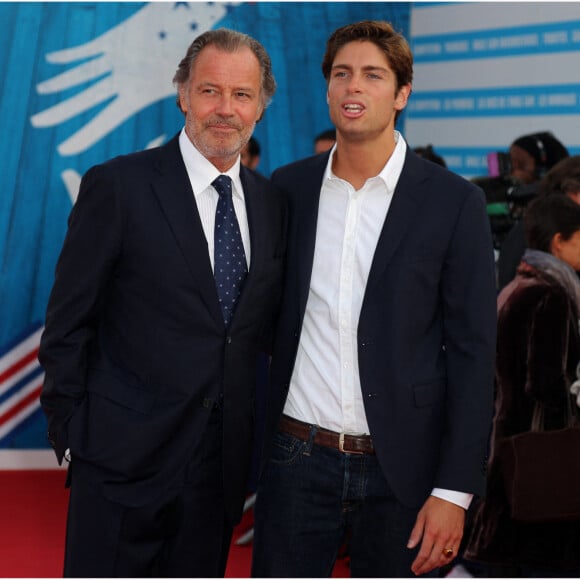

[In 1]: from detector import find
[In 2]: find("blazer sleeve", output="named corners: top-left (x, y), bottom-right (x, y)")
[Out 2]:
top-left (437, 185), bottom-right (497, 493)
top-left (39, 163), bottom-right (124, 462)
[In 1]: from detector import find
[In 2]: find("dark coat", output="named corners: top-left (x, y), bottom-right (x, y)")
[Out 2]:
top-left (497, 219), bottom-right (527, 290)
top-left (39, 134), bottom-right (287, 524)
top-left (464, 262), bottom-right (580, 569)
top-left (261, 148), bottom-right (497, 508)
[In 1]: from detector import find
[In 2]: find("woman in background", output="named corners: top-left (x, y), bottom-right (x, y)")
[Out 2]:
top-left (464, 194), bottom-right (580, 577)
top-left (496, 131), bottom-right (569, 289)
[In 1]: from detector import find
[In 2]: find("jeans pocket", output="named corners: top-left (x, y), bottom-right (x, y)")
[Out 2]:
top-left (269, 431), bottom-right (307, 466)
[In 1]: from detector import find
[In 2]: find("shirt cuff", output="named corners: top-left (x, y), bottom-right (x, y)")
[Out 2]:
top-left (431, 488), bottom-right (473, 510)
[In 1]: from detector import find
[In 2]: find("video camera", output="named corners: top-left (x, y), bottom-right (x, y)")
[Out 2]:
top-left (471, 153), bottom-right (540, 249)
top-left (486, 150), bottom-right (539, 207)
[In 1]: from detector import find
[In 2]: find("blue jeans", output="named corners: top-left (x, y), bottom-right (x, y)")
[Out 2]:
top-left (252, 428), bottom-right (433, 578)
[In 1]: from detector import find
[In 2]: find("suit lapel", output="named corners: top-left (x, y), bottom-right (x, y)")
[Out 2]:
top-left (364, 150), bottom-right (430, 294)
top-left (235, 167), bottom-right (266, 316)
top-left (293, 156), bottom-right (327, 319)
top-left (151, 136), bottom-right (223, 327)
top-left (240, 167), bottom-right (266, 277)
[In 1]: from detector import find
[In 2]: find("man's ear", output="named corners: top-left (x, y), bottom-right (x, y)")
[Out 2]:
top-left (256, 106), bottom-right (265, 123)
top-left (177, 86), bottom-right (187, 114)
top-left (395, 83), bottom-right (412, 112)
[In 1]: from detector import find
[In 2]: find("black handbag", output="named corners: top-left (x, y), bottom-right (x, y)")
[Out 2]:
top-left (498, 396), bottom-right (580, 522)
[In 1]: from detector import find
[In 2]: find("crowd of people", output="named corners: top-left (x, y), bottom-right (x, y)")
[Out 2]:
top-left (411, 124), bottom-right (580, 580)
top-left (463, 193), bottom-right (580, 577)
top-left (37, 17), bottom-right (579, 580)
top-left (408, 136), bottom-right (580, 578)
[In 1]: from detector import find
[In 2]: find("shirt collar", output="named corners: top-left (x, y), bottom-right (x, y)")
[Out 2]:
top-left (323, 130), bottom-right (407, 193)
top-left (178, 128), bottom-right (244, 200)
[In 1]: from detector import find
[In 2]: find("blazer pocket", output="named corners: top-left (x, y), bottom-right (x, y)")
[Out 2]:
top-left (86, 369), bottom-right (156, 414)
top-left (389, 241), bottom-right (444, 265)
top-left (413, 380), bottom-right (446, 407)
top-left (389, 254), bottom-right (441, 266)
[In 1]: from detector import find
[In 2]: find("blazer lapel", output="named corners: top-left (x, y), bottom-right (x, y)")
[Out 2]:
top-left (232, 168), bottom-right (265, 320)
top-left (240, 166), bottom-right (266, 280)
top-left (234, 166), bottom-right (285, 324)
top-left (293, 155), bottom-right (327, 318)
top-left (364, 150), bottom-right (430, 294)
top-left (151, 136), bottom-right (223, 326)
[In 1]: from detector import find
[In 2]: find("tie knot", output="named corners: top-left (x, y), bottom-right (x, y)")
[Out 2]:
top-left (212, 175), bottom-right (232, 198)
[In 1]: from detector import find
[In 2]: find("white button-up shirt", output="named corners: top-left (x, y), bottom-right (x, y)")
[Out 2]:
top-left (283, 132), bottom-right (471, 509)
top-left (283, 134), bottom-right (404, 435)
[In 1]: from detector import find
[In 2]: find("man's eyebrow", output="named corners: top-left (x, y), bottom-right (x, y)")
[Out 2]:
top-left (196, 81), bottom-right (257, 93)
top-left (331, 63), bottom-right (389, 73)
top-left (196, 81), bottom-right (218, 89)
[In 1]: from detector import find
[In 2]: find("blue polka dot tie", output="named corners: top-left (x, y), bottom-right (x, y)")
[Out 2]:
top-left (212, 175), bottom-right (248, 327)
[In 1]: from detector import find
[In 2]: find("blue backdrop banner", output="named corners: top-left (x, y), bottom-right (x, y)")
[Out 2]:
top-left (406, 2), bottom-right (580, 177)
top-left (0, 2), bottom-right (410, 454)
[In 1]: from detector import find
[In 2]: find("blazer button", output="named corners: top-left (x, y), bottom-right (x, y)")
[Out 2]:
top-left (226, 336), bottom-right (232, 344)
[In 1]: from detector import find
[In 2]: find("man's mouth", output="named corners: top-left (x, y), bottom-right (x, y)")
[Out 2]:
top-left (342, 103), bottom-right (364, 116)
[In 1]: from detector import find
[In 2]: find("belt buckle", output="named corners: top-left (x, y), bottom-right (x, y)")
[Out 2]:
top-left (339, 432), bottom-right (364, 454)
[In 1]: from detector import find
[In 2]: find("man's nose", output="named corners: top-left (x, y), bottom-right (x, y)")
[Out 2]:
top-left (346, 74), bottom-right (363, 93)
top-left (215, 95), bottom-right (234, 115)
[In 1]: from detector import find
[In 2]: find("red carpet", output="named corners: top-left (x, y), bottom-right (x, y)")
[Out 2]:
top-left (0, 470), bottom-right (349, 577)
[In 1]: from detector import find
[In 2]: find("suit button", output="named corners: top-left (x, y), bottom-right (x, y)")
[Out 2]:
top-left (226, 336), bottom-right (232, 344)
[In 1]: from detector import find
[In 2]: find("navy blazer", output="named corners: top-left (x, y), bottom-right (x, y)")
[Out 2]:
top-left (263, 148), bottom-right (497, 508)
top-left (39, 134), bottom-right (287, 524)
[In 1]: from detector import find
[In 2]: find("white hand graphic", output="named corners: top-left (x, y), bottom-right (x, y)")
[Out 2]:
top-left (62, 134), bottom-right (168, 204)
top-left (31, 2), bottom-right (237, 156)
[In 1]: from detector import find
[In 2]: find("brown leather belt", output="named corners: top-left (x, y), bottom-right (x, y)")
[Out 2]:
top-left (279, 414), bottom-right (375, 455)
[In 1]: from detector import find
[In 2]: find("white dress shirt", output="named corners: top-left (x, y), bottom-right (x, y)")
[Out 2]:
top-left (178, 128), bottom-right (251, 270)
top-left (283, 132), bottom-right (471, 510)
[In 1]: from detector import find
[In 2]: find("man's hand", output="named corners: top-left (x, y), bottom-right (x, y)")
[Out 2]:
top-left (406, 496), bottom-right (465, 576)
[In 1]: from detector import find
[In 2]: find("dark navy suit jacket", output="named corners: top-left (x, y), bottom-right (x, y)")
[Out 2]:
top-left (262, 147), bottom-right (497, 508)
top-left (39, 134), bottom-right (287, 524)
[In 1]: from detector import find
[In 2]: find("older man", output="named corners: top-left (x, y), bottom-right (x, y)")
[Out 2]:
top-left (39, 28), bottom-right (286, 577)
